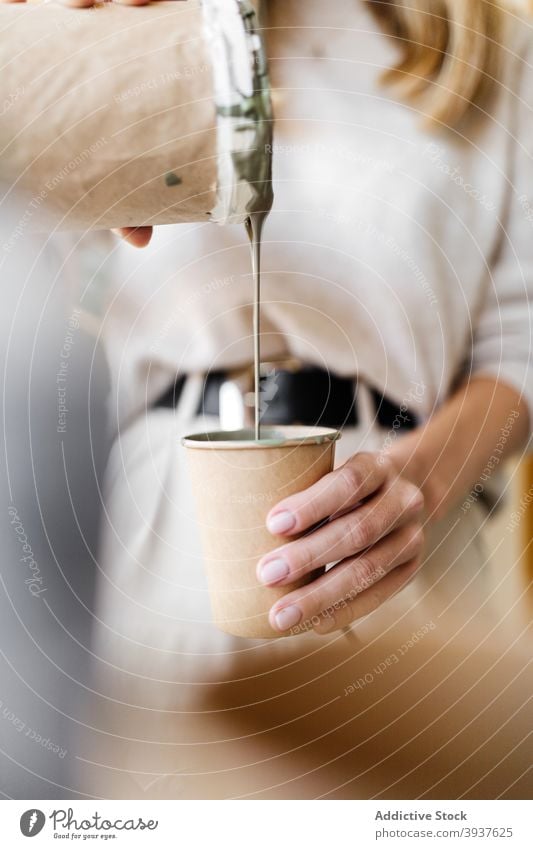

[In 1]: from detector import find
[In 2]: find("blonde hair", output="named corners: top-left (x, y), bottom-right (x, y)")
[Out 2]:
top-left (367, 0), bottom-right (503, 128)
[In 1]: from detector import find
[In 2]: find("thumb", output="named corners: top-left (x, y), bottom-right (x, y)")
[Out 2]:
top-left (112, 227), bottom-right (153, 248)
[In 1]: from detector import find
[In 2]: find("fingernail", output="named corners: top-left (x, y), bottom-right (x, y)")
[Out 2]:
top-left (267, 510), bottom-right (296, 534)
top-left (404, 489), bottom-right (423, 511)
top-left (273, 604), bottom-right (302, 631)
top-left (258, 558), bottom-right (289, 585)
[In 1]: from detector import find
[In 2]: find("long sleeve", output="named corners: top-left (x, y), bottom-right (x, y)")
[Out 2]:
top-left (471, 28), bottom-right (533, 443)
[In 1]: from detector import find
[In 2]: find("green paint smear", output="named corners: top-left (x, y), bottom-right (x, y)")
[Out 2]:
top-left (217, 1), bottom-right (274, 219)
top-left (165, 172), bottom-right (183, 187)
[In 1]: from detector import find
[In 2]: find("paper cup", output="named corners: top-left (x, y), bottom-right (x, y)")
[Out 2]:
top-left (182, 426), bottom-right (340, 639)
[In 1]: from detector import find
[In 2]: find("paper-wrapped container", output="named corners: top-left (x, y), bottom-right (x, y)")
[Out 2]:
top-left (0, 0), bottom-right (272, 230)
top-left (182, 426), bottom-right (340, 639)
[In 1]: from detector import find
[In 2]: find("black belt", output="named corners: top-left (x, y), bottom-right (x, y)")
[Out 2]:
top-left (155, 366), bottom-right (418, 432)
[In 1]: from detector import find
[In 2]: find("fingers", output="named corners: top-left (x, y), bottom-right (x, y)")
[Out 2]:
top-left (59, 0), bottom-right (150, 5)
top-left (3, 0), bottom-right (169, 8)
top-left (1, 1), bottom-right (154, 12)
top-left (257, 478), bottom-right (423, 586)
top-left (312, 557), bottom-right (421, 634)
top-left (265, 453), bottom-right (392, 538)
top-left (57, 0), bottom-right (152, 9)
top-left (112, 226), bottom-right (153, 248)
top-left (58, 0), bottom-right (97, 7)
top-left (268, 522), bottom-right (424, 634)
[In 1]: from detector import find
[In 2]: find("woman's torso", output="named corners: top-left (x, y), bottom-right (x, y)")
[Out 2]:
top-left (84, 0), bottom-right (517, 428)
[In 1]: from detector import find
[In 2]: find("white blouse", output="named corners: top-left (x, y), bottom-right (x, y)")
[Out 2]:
top-left (96, 0), bottom-right (533, 437)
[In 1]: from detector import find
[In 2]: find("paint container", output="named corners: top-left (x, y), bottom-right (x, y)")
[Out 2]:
top-left (0, 0), bottom-right (272, 230)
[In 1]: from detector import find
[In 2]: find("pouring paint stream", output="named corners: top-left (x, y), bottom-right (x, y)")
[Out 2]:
top-left (245, 212), bottom-right (266, 441)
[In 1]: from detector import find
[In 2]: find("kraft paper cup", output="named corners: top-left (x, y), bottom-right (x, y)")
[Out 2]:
top-left (182, 426), bottom-right (340, 639)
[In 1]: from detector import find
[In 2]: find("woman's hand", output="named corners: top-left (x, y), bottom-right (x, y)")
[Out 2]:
top-left (111, 227), bottom-right (153, 248)
top-left (258, 453), bottom-right (425, 635)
